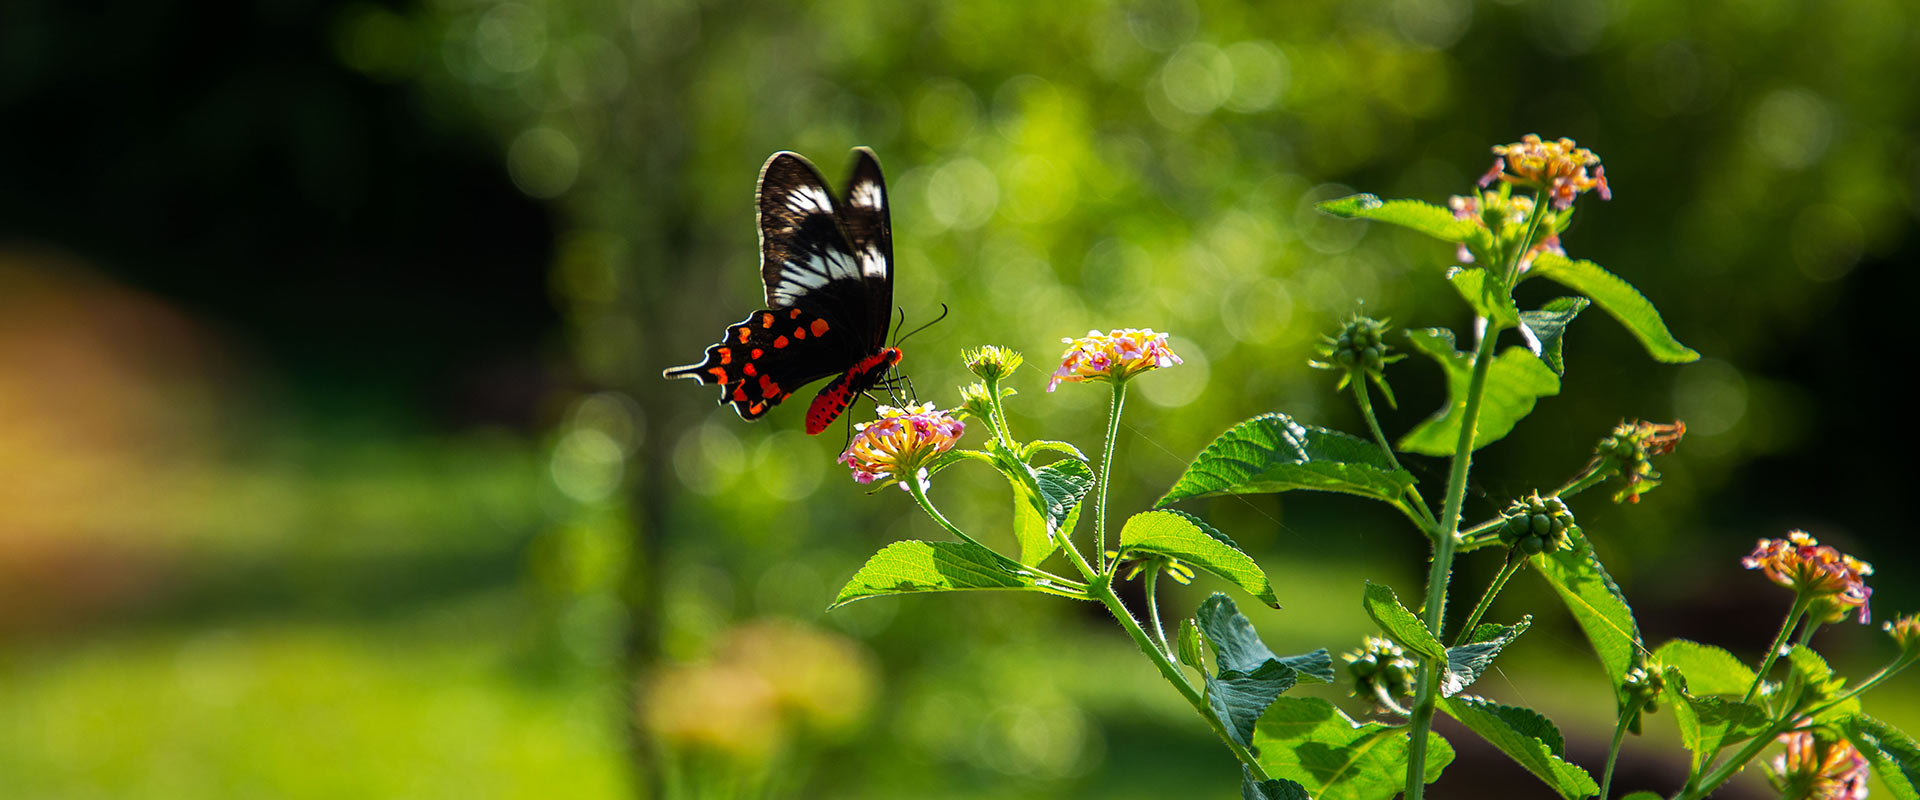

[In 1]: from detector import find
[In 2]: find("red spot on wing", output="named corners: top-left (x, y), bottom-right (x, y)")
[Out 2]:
top-left (793, 326), bottom-right (807, 340)
top-left (735, 328), bottom-right (751, 343)
top-left (715, 348), bottom-right (732, 364)
top-left (788, 308), bottom-right (802, 319)
top-left (760, 312), bottom-right (776, 328)
top-left (773, 336), bottom-right (789, 349)
top-left (742, 362), bottom-right (757, 376)
top-left (751, 348), bottom-right (764, 358)
top-left (810, 319), bottom-right (830, 336)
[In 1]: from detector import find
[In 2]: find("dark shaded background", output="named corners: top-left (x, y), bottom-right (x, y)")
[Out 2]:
top-left (3, 0), bottom-right (1916, 797)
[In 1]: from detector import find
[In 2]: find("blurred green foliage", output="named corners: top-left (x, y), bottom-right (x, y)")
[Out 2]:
top-left (5, 0), bottom-right (1920, 797)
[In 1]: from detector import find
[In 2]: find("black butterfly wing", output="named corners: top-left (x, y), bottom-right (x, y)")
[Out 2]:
top-left (834, 146), bottom-right (894, 348)
top-left (662, 306), bottom-right (867, 420)
top-left (756, 151), bottom-right (888, 351)
top-left (665, 149), bottom-right (897, 423)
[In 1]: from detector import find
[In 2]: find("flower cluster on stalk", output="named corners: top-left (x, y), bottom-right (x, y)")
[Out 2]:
top-left (1047, 328), bottom-right (1182, 391)
top-left (1591, 419), bottom-right (1685, 504)
top-left (1447, 189), bottom-right (1565, 272)
top-left (1480, 134), bottom-right (1611, 210)
top-left (1742, 531), bottom-right (1874, 624)
top-left (837, 403), bottom-right (966, 491)
top-left (1764, 727), bottom-right (1869, 800)
top-left (1344, 636), bottom-right (1418, 714)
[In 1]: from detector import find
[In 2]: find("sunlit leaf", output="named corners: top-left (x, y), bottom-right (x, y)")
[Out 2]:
top-left (1253, 696), bottom-right (1454, 800)
top-left (1009, 458), bottom-right (1092, 566)
top-left (1665, 670), bottom-right (1768, 775)
top-left (1158, 413), bottom-right (1416, 507)
top-left (1398, 328), bottom-right (1561, 456)
top-left (1361, 581), bottom-right (1443, 661)
top-left (1528, 252), bottom-right (1699, 363)
top-left (1447, 268), bottom-right (1520, 328)
top-left (1316, 194), bottom-right (1478, 243)
top-left (1438, 696), bottom-right (1597, 799)
top-left (1530, 528), bottom-right (1644, 708)
top-left (829, 541), bottom-right (1059, 608)
top-left (1119, 509), bottom-right (1277, 607)
top-left (1651, 639), bottom-right (1755, 696)
top-left (1844, 714), bottom-right (1920, 800)
top-left (1519, 296), bottom-right (1590, 376)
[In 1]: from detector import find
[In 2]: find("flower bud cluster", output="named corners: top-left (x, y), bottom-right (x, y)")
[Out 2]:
top-left (1743, 530), bottom-right (1874, 624)
top-left (1500, 493), bottom-right (1575, 555)
top-left (1480, 134), bottom-right (1611, 210)
top-left (1592, 419), bottom-right (1685, 504)
top-left (1620, 661), bottom-right (1666, 718)
top-left (1310, 315), bottom-right (1403, 399)
top-left (1447, 189), bottom-right (1566, 273)
top-left (1344, 636), bottom-right (1418, 713)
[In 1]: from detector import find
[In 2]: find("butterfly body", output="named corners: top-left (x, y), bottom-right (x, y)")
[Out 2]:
top-left (664, 148), bottom-right (899, 433)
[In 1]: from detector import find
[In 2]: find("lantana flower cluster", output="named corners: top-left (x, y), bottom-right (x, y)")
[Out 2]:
top-left (1480, 134), bottom-right (1611, 209)
top-left (1447, 189), bottom-right (1565, 272)
top-left (837, 403), bottom-right (965, 490)
top-left (1742, 530), bottom-right (1875, 624)
top-left (1047, 328), bottom-right (1182, 391)
top-left (1765, 727), bottom-right (1869, 800)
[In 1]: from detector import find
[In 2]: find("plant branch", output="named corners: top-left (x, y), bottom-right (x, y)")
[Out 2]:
top-left (1094, 382), bottom-right (1127, 575)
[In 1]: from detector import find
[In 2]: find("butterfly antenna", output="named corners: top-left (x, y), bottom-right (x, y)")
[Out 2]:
top-left (893, 303), bottom-right (950, 346)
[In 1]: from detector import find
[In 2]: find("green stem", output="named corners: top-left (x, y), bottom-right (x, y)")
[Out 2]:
top-left (1089, 575), bottom-right (1272, 780)
top-left (982, 374), bottom-right (1017, 448)
top-left (1504, 190), bottom-right (1552, 289)
top-left (1353, 380), bottom-right (1439, 536)
top-left (1744, 594), bottom-right (1812, 704)
top-left (1094, 382), bottom-right (1127, 575)
top-left (1599, 709), bottom-right (1632, 800)
top-left (1407, 260), bottom-right (1515, 800)
top-left (905, 474), bottom-right (1090, 597)
top-left (1453, 553), bottom-right (1523, 646)
top-left (1144, 565), bottom-right (1171, 656)
top-left (1682, 716), bottom-right (1798, 800)
top-left (1556, 464), bottom-right (1610, 500)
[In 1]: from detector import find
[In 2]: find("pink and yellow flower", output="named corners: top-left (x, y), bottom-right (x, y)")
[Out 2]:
top-left (837, 403), bottom-right (966, 489)
top-left (1765, 727), bottom-right (1869, 800)
top-left (1743, 531), bottom-right (1874, 623)
top-left (1479, 134), bottom-right (1611, 210)
top-left (1047, 328), bottom-right (1182, 391)
top-left (1447, 190), bottom-right (1565, 270)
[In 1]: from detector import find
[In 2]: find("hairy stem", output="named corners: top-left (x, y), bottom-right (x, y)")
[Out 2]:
top-left (1406, 303), bottom-right (1511, 798)
top-left (1453, 553), bottom-right (1524, 646)
top-left (1352, 379), bottom-right (1438, 535)
top-left (1744, 594), bottom-right (1811, 704)
top-left (1599, 708), bottom-right (1632, 800)
top-left (1144, 566), bottom-right (1171, 656)
top-left (1094, 382), bottom-right (1128, 574)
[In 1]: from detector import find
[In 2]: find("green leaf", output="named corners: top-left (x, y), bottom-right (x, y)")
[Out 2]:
top-left (1438, 697), bottom-right (1598, 799)
top-left (1619, 792), bottom-right (1665, 800)
top-left (1447, 268), bottom-right (1521, 329)
top-left (1443, 617), bottom-right (1532, 697)
top-left (1208, 659), bottom-right (1300, 748)
top-left (1527, 252), bottom-right (1699, 363)
top-left (1519, 296), bottom-right (1590, 376)
top-left (1009, 459), bottom-right (1093, 566)
top-left (1177, 618), bottom-right (1208, 673)
top-left (1021, 439), bottom-right (1088, 461)
top-left (1651, 639), bottom-right (1755, 696)
top-left (829, 541), bottom-right (1048, 608)
top-left (1398, 328), bottom-right (1562, 456)
top-left (1119, 509), bottom-right (1278, 607)
top-left (1242, 770), bottom-right (1313, 800)
top-left (1316, 194), bottom-right (1478, 243)
top-left (1194, 594), bottom-right (1329, 747)
top-left (1361, 581), bottom-right (1444, 661)
top-left (1784, 645), bottom-right (1859, 722)
top-left (1197, 593), bottom-right (1282, 674)
top-left (1665, 670), bottom-right (1769, 775)
top-left (1530, 527), bottom-right (1643, 705)
top-left (1844, 714), bottom-right (1920, 800)
top-left (1157, 413), bottom-right (1417, 507)
top-left (1254, 696), bottom-right (1454, 800)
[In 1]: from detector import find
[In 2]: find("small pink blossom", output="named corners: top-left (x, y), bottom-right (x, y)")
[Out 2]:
top-left (1743, 531), bottom-right (1874, 623)
top-left (837, 403), bottom-right (966, 490)
top-left (1047, 328), bottom-right (1182, 391)
top-left (1481, 134), bottom-right (1610, 210)
top-left (1766, 727), bottom-right (1869, 800)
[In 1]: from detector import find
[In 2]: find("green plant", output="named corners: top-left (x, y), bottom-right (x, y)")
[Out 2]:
top-left (823, 136), bottom-right (1920, 799)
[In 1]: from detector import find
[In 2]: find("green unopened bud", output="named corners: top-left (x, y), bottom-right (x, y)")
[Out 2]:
top-left (958, 382), bottom-right (996, 421)
top-left (1500, 492), bottom-right (1576, 554)
top-left (963, 345), bottom-right (1023, 381)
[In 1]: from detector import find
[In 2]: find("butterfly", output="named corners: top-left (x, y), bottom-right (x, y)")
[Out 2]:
top-left (664, 147), bottom-right (904, 435)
